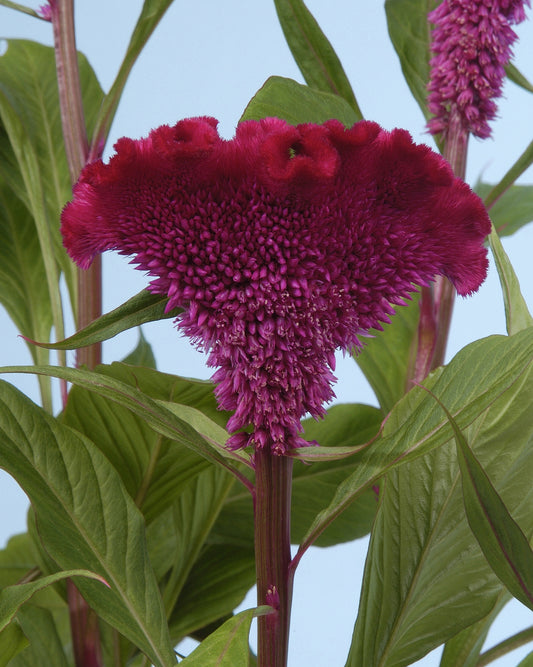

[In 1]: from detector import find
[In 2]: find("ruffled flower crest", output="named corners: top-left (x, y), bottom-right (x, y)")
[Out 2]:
top-left (62, 117), bottom-right (491, 454)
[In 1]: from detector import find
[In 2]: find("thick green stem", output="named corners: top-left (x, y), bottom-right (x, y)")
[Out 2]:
top-left (254, 449), bottom-right (294, 667)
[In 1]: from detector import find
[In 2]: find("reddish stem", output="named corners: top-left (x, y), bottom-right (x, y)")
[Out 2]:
top-left (51, 1), bottom-right (103, 663)
top-left (254, 449), bottom-right (294, 667)
top-left (412, 111), bottom-right (469, 382)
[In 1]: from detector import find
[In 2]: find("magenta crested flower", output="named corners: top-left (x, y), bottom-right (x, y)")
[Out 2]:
top-left (61, 117), bottom-right (491, 454)
top-left (428, 0), bottom-right (529, 139)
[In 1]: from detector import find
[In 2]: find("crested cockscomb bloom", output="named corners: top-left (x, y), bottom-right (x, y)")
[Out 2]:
top-left (61, 117), bottom-right (491, 454)
top-left (427, 0), bottom-right (529, 139)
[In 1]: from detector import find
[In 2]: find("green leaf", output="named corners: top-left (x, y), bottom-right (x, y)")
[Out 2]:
top-left (179, 607), bottom-right (270, 667)
top-left (345, 336), bottom-right (533, 666)
top-left (483, 138), bottom-right (533, 209)
top-left (439, 596), bottom-right (506, 667)
top-left (0, 534), bottom-right (36, 589)
top-left (385, 0), bottom-right (437, 122)
top-left (30, 289), bottom-right (179, 351)
top-left (0, 570), bottom-right (107, 634)
top-left (436, 392), bottom-right (533, 610)
top-left (298, 329), bottom-right (533, 553)
top-left (0, 39), bottom-right (105, 312)
top-left (90, 0), bottom-right (176, 154)
top-left (241, 75), bottom-right (360, 127)
top-left (0, 381), bottom-right (177, 666)
top-left (273, 0), bottom-right (361, 116)
top-left (506, 62), bottom-right (533, 94)
top-left (0, 622), bottom-right (28, 667)
top-left (1, 363), bottom-right (250, 478)
top-left (355, 295), bottom-right (420, 413)
top-left (488, 224), bottom-right (533, 335)
top-left (9, 605), bottom-right (69, 667)
top-left (169, 544), bottom-right (256, 642)
top-left (159, 467), bottom-right (236, 618)
top-left (0, 175), bottom-right (53, 360)
top-left (121, 328), bottom-right (157, 368)
top-left (475, 182), bottom-right (533, 237)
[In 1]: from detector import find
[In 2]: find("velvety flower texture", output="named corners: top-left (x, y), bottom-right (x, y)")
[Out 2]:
top-left (61, 117), bottom-right (491, 454)
top-left (428, 0), bottom-right (529, 139)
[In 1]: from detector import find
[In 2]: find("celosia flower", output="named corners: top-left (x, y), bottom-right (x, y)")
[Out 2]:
top-left (61, 117), bottom-right (491, 454)
top-left (428, 0), bottom-right (529, 139)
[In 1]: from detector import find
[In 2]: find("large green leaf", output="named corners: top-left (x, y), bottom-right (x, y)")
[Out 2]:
top-left (385, 0), bottom-right (438, 122)
top-left (476, 182), bottom-right (533, 237)
top-left (297, 329), bottom-right (533, 554)
top-left (355, 295), bottom-right (420, 413)
top-left (345, 337), bottom-right (533, 666)
top-left (241, 75), bottom-right (360, 127)
top-left (488, 224), bottom-right (533, 335)
top-left (0, 534), bottom-right (36, 590)
top-left (179, 607), bottom-right (270, 667)
top-left (273, 0), bottom-right (361, 116)
top-left (0, 39), bottom-right (104, 312)
top-left (0, 380), bottom-right (176, 666)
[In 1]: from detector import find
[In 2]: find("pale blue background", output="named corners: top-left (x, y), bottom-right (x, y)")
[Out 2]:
top-left (0, 2), bottom-right (532, 665)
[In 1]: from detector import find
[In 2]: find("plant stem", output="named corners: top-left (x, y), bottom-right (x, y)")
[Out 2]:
top-left (412, 111), bottom-right (469, 381)
top-left (51, 1), bottom-right (103, 664)
top-left (254, 448), bottom-right (294, 667)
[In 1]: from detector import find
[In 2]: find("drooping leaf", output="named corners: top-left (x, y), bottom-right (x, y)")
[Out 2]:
top-left (354, 295), bottom-right (420, 413)
top-left (29, 289), bottom-right (179, 351)
top-left (437, 393), bottom-right (533, 610)
top-left (488, 224), bottom-right (533, 335)
top-left (345, 336), bottom-right (533, 666)
top-left (0, 380), bottom-right (177, 666)
top-left (241, 76), bottom-right (360, 127)
top-left (475, 182), bottom-right (533, 237)
top-left (298, 329), bottom-right (533, 554)
top-left (90, 0), bottom-right (177, 154)
top-left (179, 607), bottom-right (270, 667)
top-left (273, 0), bottom-right (361, 115)
top-left (1, 364), bottom-right (250, 478)
top-left (385, 0), bottom-right (438, 122)
top-left (0, 570), bottom-right (107, 634)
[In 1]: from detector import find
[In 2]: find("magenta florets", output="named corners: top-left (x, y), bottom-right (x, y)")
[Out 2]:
top-left (61, 117), bottom-right (491, 454)
top-left (427, 0), bottom-right (529, 139)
